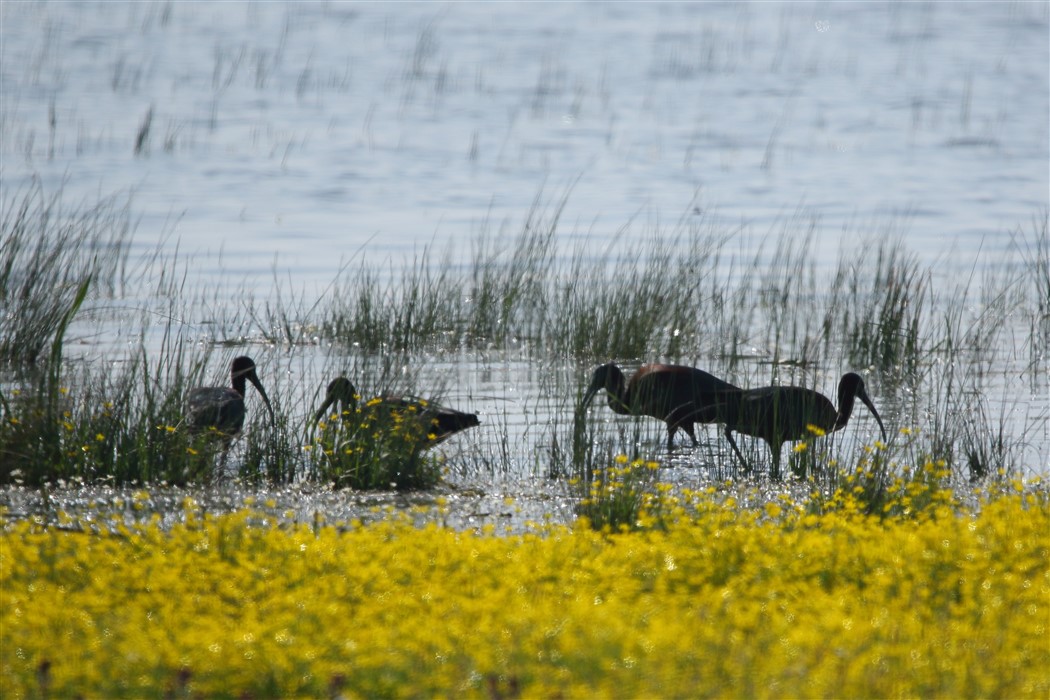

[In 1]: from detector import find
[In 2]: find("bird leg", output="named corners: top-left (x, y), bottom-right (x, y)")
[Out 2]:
top-left (666, 406), bottom-right (702, 451)
top-left (769, 443), bottom-right (782, 481)
top-left (680, 422), bottom-right (699, 447)
top-left (723, 428), bottom-right (751, 475)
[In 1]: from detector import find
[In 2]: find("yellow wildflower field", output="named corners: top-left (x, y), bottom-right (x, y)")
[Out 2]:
top-left (2, 490), bottom-right (1047, 698)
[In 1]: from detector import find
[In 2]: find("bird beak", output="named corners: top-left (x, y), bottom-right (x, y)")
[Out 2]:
top-left (857, 387), bottom-right (887, 441)
top-left (581, 383), bottom-right (599, 409)
top-left (313, 395), bottom-right (336, 424)
top-left (247, 371), bottom-right (275, 424)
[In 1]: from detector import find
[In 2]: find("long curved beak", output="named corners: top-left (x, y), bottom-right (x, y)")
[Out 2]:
top-left (582, 386), bottom-right (599, 408)
top-left (313, 395), bottom-right (337, 424)
top-left (857, 387), bottom-right (887, 441)
top-left (581, 374), bottom-right (604, 408)
top-left (247, 371), bottom-right (275, 424)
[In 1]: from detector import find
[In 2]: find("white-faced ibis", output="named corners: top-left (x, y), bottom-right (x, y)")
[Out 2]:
top-left (582, 363), bottom-right (741, 451)
top-left (186, 355), bottom-right (274, 440)
top-left (313, 376), bottom-right (480, 447)
top-left (713, 372), bottom-right (887, 479)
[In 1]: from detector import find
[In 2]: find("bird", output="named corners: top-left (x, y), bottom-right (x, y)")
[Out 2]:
top-left (185, 355), bottom-right (275, 441)
top-left (581, 363), bottom-right (741, 451)
top-left (312, 376), bottom-right (479, 448)
top-left (712, 372), bottom-right (887, 479)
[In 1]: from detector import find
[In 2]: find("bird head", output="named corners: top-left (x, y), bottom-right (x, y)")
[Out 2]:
top-left (313, 376), bottom-right (359, 423)
top-left (837, 372), bottom-right (886, 440)
top-left (232, 356), bottom-right (274, 423)
top-left (582, 363), bottom-right (623, 407)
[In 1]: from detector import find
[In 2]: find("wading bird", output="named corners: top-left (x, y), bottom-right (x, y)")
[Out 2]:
top-left (186, 356), bottom-right (275, 435)
top-left (185, 356), bottom-right (275, 462)
top-left (713, 372), bottom-right (887, 479)
top-left (581, 363), bottom-right (741, 451)
top-left (313, 376), bottom-right (480, 447)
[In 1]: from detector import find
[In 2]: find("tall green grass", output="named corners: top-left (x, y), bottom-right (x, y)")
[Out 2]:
top-left (1, 188), bottom-right (1046, 490)
top-left (0, 184), bottom-right (133, 364)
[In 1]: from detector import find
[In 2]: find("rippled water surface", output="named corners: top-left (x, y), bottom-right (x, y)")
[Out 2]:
top-left (2, 1), bottom-right (1048, 520)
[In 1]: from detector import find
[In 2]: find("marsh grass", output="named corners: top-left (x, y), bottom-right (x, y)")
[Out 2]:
top-left (0, 184), bottom-right (133, 364)
top-left (307, 405), bottom-right (443, 490)
top-left (830, 232), bottom-right (928, 375)
top-left (1016, 214), bottom-right (1050, 375)
top-left (1, 189), bottom-right (1046, 489)
top-left (573, 454), bottom-right (665, 532)
top-left (2, 337), bottom-right (208, 486)
top-left (807, 431), bottom-right (965, 521)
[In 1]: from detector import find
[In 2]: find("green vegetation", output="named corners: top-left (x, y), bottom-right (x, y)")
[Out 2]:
top-left (0, 188), bottom-right (1047, 495)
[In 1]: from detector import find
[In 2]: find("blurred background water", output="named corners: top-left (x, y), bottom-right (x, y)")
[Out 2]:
top-left (2, 1), bottom-right (1047, 500)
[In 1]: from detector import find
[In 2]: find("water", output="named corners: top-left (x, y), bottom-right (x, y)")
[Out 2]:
top-left (4, 2), bottom-right (1046, 281)
top-left (2, 2), bottom-right (1047, 520)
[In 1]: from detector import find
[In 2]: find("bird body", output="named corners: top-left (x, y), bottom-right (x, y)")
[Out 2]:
top-left (714, 372), bottom-right (887, 479)
top-left (186, 356), bottom-right (274, 438)
top-left (582, 363), bottom-right (740, 451)
top-left (313, 377), bottom-right (479, 448)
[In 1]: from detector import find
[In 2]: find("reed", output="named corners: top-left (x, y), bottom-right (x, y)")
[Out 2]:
top-left (0, 183), bottom-right (132, 364)
top-left (1017, 214), bottom-right (1049, 377)
top-left (1, 189), bottom-right (1045, 489)
top-left (828, 230), bottom-right (929, 375)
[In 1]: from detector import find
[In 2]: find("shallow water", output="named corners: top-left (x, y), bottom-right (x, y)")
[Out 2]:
top-left (4, 2), bottom-right (1046, 285)
top-left (1, 2), bottom-right (1047, 515)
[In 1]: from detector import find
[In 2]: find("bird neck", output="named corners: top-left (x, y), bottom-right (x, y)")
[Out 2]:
top-left (231, 375), bottom-right (247, 397)
top-left (606, 375), bottom-right (632, 415)
top-left (606, 394), bottom-right (632, 415)
top-left (834, 391), bottom-right (855, 431)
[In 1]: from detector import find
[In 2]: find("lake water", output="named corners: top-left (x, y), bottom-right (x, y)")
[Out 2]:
top-left (2, 1), bottom-right (1048, 513)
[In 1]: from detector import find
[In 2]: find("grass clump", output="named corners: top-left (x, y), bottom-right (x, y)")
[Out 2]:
top-left (307, 398), bottom-right (443, 490)
top-left (829, 234), bottom-right (929, 375)
top-left (572, 454), bottom-right (668, 532)
top-left (1, 346), bottom-right (223, 488)
top-left (0, 184), bottom-right (132, 365)
top-left (808, 448), bottom-right (957, 521)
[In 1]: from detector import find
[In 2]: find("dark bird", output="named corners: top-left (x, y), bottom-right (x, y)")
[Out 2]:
top-left (186, 355), bottom-right (275, 440)
top-left (313, 376), bottom-right (480, 447)
top-left (714, 372), bottom-right (888, 479)
top-left (581, 363), bottom-right (741, 451)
